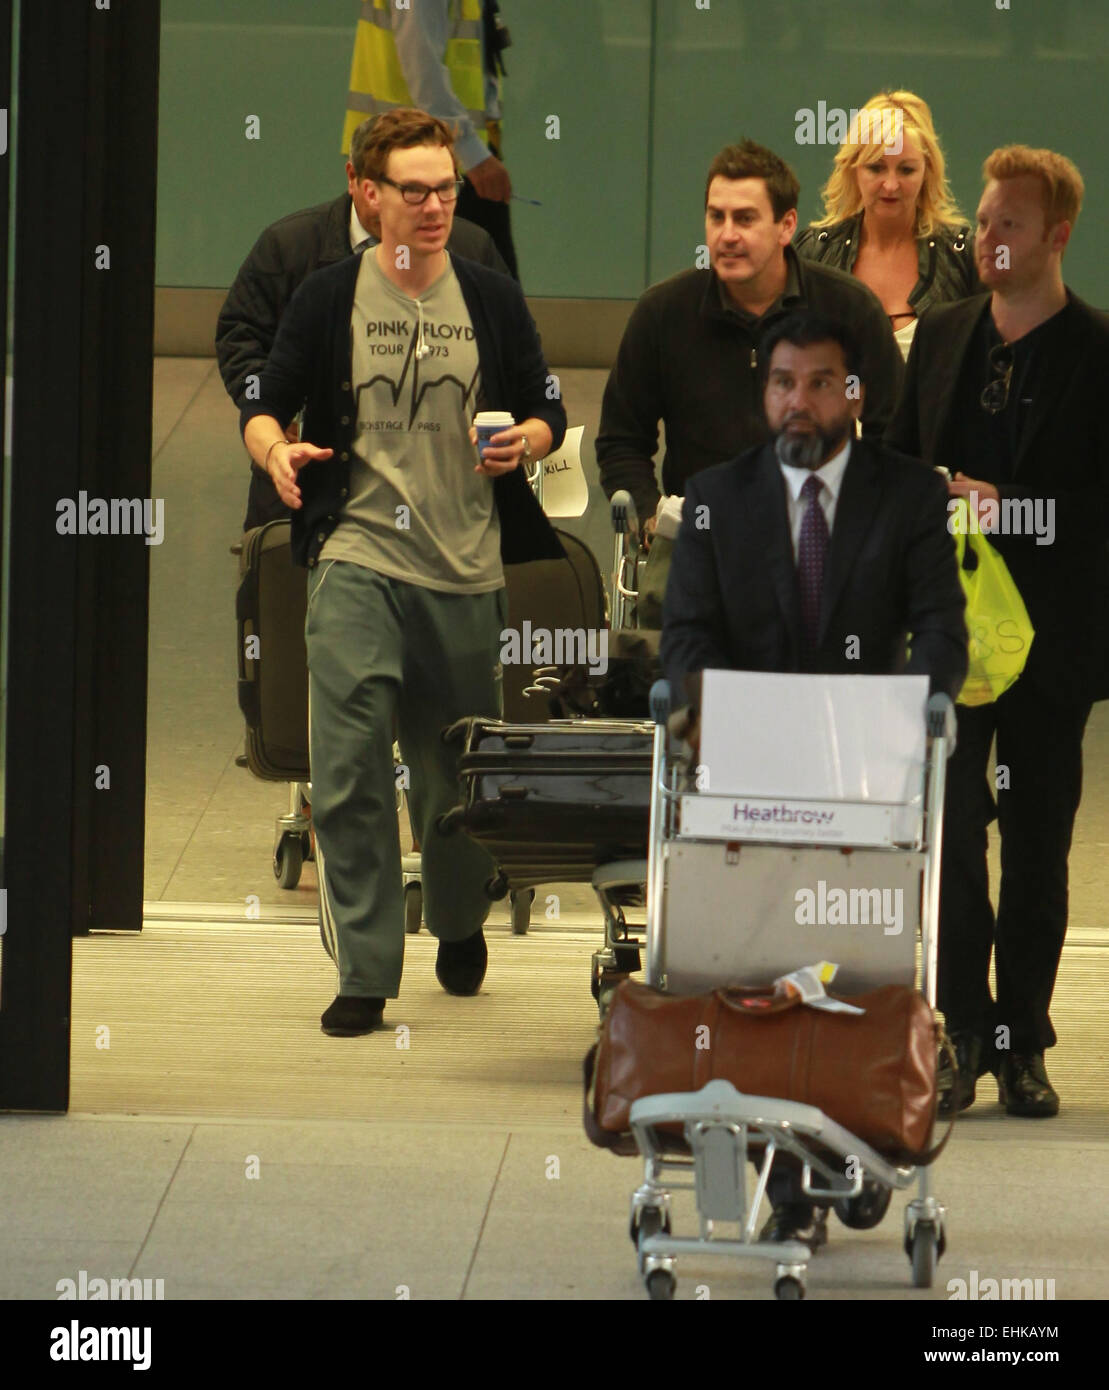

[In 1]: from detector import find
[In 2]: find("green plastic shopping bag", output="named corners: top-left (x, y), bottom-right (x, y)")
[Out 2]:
top-left (950, 497), bottom-right (1035, 706)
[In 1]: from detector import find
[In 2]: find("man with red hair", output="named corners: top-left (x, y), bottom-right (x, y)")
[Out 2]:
top-left (888, 146), bottom-right (1109, 1118)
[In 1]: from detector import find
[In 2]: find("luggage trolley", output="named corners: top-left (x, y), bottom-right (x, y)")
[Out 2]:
top-left (609, 489), bottom-right (642, 631)
top-left (623, 669), bottom-right (957, 1300)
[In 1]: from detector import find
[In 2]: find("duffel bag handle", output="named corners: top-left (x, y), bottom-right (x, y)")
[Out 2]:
top-left (912, 1022), bottom-right (958, 1166)
top-left (714, 986), bottom-right (800, 1016)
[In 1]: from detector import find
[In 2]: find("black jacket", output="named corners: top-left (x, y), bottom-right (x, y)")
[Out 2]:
top-left (596, 247), bottom-right (904, 524)
top-left (239, 251), bottom-right (566, 570)
top-left (794, 215), bottom-right (980, 318)
top-left (216, 193), bottom-right (509, 408)
top-left (886, 290), bottom-right (1109, 702)
top-left (660, 437), bottom-right (967, 702)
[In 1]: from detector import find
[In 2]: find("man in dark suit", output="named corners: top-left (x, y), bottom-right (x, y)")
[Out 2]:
top-left (661, 308), bottom-right (966, 1248)
top-left (216, 114), bottom-right (508, 531)
top-left (887, 145), bottom-right (1109, 1120)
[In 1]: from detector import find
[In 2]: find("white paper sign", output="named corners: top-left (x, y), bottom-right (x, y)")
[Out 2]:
top-left (698, 671), bottom-right (928, 806)
top-left (541, 425), bottom-right (587, 517)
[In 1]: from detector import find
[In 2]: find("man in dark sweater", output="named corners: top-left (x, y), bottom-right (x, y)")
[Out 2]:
top-left (217, 115), bottom-right (508, 531)
top-left (887, 146), bottom-right (1109, 1120)
top-left (597, 140), bottom-right (903, 623)
top-left (240, 110), bottom-right (565, 1036)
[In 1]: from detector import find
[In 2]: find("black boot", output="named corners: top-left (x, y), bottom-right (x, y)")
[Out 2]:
top-left (321, 995), bottom-right (385, 1036)
top-left (937, 1031), bottom-right (983, 1117)
top-left (435, 929), bottom-right (487, 996)
top-left (998, 1052), bottom-right (1059, 1117)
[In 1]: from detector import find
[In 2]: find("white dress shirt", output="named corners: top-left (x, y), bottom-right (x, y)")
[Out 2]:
top-left (779, 437), bottom-right (851, 561)
top-left (350, 202), bottom-right (373, 252)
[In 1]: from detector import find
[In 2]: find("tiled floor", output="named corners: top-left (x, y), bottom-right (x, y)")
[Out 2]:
top-left (5, 1101), bottom-right (1108, 1299)
top-left (2, 357), bottom-right (1106, 1302)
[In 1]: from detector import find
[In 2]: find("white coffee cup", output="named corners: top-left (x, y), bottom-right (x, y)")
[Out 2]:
top-left (473, 410), bottom-right (515, 459)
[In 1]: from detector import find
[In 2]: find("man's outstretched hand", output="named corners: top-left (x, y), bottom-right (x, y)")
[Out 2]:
top-left (267, 440), bottom-right (333, 510)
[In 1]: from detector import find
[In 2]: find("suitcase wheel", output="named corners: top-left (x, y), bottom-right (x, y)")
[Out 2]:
top-left (404, 881), bottom-right (423, 935)
top-left (645, 1269), bottom-right (675, 1301)
top-left (834, 1180), bottom-right (891, 1230)
top-left (774, 1276), bottom-right (804, 1301)
top-left (274, 832), bottom-right (303, 890)
top-left (510, 888), bottom-right (533, 935)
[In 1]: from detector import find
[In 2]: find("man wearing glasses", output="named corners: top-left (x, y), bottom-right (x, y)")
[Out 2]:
top-left (241, 109), bottom-right (566, 1035)
top-left (887, 146), bottom-right (1109, 1118)
top-left (217, 115), bottom-right (507, 533)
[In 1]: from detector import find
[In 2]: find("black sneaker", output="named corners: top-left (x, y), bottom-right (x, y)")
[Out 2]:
top-left (321, 995), bottom-right (384, 1036)
top-left (759, 1204), bottom-right (829, 1252)
top-left (998, 1052), bottom-right (1059, 1117)
top-left (435, 929), bottom-right (487, 996)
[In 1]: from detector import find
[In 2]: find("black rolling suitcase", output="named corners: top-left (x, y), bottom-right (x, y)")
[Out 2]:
top-left (234, 519), bottom-right (310, 781)
top-left (438, 717), bottom-right (654, 892)
top-left (501, 530), bottom-right (608, 723)
top-left (234, 521), bottom-right (606, 771)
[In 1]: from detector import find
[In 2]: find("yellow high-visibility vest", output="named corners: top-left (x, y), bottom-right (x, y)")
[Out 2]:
top-left (342, 0), bottom-right (488, 158)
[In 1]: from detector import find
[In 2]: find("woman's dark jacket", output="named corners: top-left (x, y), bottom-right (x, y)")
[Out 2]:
top-left (794, 213), bottom-right (980, 317)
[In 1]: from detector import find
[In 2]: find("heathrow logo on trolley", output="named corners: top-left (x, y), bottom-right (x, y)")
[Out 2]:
top-left (679, 794), bottom-right (893, 846)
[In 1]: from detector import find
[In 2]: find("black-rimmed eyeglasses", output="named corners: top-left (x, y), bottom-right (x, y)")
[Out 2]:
top-left (377, 176), bottom-right (464, 206)
top-left (980, 342), bottom-right (1015, 415)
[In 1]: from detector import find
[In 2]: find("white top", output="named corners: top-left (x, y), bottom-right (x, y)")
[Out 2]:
top-left (778, 438), bottom-right (851, 560)
top-left (893, 317), bottom-right (918, 361)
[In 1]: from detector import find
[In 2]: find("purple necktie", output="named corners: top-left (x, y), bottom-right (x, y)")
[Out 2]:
top-left (798, 473), bottom-right (829, 653)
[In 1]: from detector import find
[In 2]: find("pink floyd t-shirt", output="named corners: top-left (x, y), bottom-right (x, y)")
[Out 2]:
top-left (319, 249), bottom-right (502, 593)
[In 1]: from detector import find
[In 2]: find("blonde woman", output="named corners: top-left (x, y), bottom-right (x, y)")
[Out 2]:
top-left (795, 91), bottom-right (978, 358)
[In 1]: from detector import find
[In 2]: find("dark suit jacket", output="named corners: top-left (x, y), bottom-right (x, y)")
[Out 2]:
top-left (886, 291), bottom-right (1109, 702)
top-left (660, 438), bottom-right (968, 702)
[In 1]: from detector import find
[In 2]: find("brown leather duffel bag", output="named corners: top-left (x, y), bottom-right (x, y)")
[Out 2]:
top-left (584, 980), bottom-right (950, 1165)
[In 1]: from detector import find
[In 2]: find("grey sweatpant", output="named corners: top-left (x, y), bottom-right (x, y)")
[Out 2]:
top-left (305, 558), bottom-right (506, 998)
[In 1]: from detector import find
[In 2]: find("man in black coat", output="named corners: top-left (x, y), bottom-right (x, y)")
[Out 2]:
top-left (217, 115), bottom-right (508, 531)
top-left (662, 314), bottom-right (966, 703)
top-left (661, 309), bottom-right (966, 1248)
top-left (887, 145), bottom-right (1109, 1120)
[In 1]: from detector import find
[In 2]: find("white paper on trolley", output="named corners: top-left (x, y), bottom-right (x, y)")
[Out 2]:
top-left (689, 670), bottom-right (929, 845)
